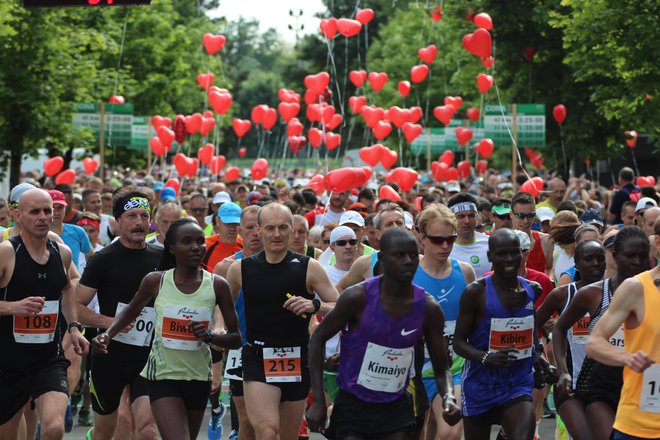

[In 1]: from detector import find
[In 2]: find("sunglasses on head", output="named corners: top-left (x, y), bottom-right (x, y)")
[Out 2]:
top-left (334, 239), bottom-right (358, 247)
top-left (512, 212), bottom-right (536, 221)
top-left (423, 233), bottom-right (458, 246)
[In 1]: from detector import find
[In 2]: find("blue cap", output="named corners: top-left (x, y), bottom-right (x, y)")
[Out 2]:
top-left (581, 208), bottom-right (603, 226)
top-left (153, 181), bottom-right (164, 191)
top-left (218, 202), bottom-right (242, 224)
top-left (160, 187), bottom-right (176, 201)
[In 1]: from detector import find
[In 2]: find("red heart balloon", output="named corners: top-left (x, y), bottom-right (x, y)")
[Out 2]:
top-left (409, 106), bottom-right (423, 124)
top-left (349, 70), bottom-right (367, 88)
top-left (361, 167), bottom-right (373, 182)
top-left (209, 155), bottom-right (226, 175)
top-left (380, 148), bottom-right (399, 169)
top-left (532, 177), bottom-right (544, 191)
top-left (55, 169), bottom-right (76, 185)
top-left (200, 116), bottom-right (215, 136)
top-left (636, 177), bottom-right (651, 187)
top-left (432, 161), bottom-right (448, 181)
top-left (553, 104), bottom-right (567, 125)
top-left (418, 44), bottom-right (438, 64)
top-left (368, 72), bottom-right (389, 92)
top-left (320, 18), bottom-right (338, 39)
top-left (306, 174), bottom-right (325, 195)
top-left (278, 88), bottom-right (300, 103)
top-left (225, 167), bottom-right (240, 182)
top-left (208, 90), bottom-right (232, 114)
top-left (304, 72), bottom-right (330, 94)
top-left (624, 130), bottom-right (638, 148)
top-left (185, 113), bottom-right (203, 134)
top-left (325, 132), bottom-right (341, 151)
top-left (157, 126), bottom-right (175, 148)
top-left (359, 145), bottom-right (385, 167)
top-left (439, 150), bottom-right (454, 166)
top-left (520, 179), bottom-right (540, 197)
top-left (287, 118), bottom-right (304, 136)
top-left (348, 96), bottom-right (367, 114)
top-left (388, 106), bottom-right (410, 128)
top-left (163, 178), bottom-right (180, 196)
top-left (238, 148), bottom-right (247, 158)
top-left (320, 104), bottom-right (336, 123)
top-left (197, 73), bottom-right (214, 90)
top-left (149, 137), bottom-right (167, 157)
top-left (402, 122), bottom-right (423, 143)
top-left (433, 105), bottom-right (455, 125)
top-left (476, 160), bottom-right (488, 174)
top-left (306, 104), bottom-right (322, 123)
top-left (355, 8), bottom-right (374, 25)
top-left (411, 65), bottom-right (429, 84)
top-left (151, 115), bottom-right (171, 131)
top-left (386, 167), bottom-right (419, 191)
top-left (325, 114), bottom-right (343, 131)
top-left (288, 136), bottom-right (307, 154)
top-left (336, 18), bottom-right (362, 37)
top-left (455, 127), bottom-right (473, 146)
top-left (378, 185), bottom-right (401, 202)
top-left (462, 28), bottom-right (492, 57)
top-left (82, 157), bottom-right (98, 175)
top-left (251, 105), bottom-right (268, 125)
top-left (473, 12), bottom-right (493, 30)
top-left (466, 108), bottom-right (480, 122)
top-left (457, 160), bottom-right (471, 179)
top-left (251, 158), bottom-right (269, 180)
top-left (232, 119), bottom-right (252, 138)
top-left (445, 167), bottom-right (459, 181)
top-left (646, 176), bottom-right (656, 186)
top-left (398, 81), bottom-right (411, 98)
top-left (477, 73), bottom-right (494, 93)
top-left (372, 121), bottom-right (393, 141)
top-left (360, 105), bottom-right (384, 128)
top-left (197, 144), bottom-right (214, 165)
top-left (108, 95), bottom-right (124, 104)
top-left (278, 102), bottom-right (300, 123)
top-left (324, 168), bottom-right (358, 193)
top-left (203, 33), bottom-right (226, 54)
top-left (444, 96), bottom-right (463, 112)
top-left (173, 115), bottom-right (186, 144)
top-left (308, 128), bottom-right (323, 148)
top-left (262, 108), bottom-right (278, 131)
top-left (476, 138), bottom-right (495, 158)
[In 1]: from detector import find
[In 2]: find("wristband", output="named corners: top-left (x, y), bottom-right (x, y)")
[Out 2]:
top-left (481, 350), bottom-right (492, 365)
top-left (203, 329), bottom-right (215, 344)
top-left (442, 393), bottom-right (456, 403)
top-left (68, 321), bottom-right (83, 333)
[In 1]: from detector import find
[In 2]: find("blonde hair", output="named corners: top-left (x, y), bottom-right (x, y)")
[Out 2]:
top-left (417, 203), bottom-right (457, 233)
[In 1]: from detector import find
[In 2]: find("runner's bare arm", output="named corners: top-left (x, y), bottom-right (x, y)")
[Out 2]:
top-left (225, 259), bottom-right (242, 302)
top-left (536, 286), bottom-right (568, 329)
top-left (336, 254), bottom-right (371, 292)
top-left (213, 255), bottom-right (236, 279)
top-left (586, 277), bottom-right (651, 372)
top-left (0, 241), bottom-right (45, 316)
top-left (191, 275), bottom-right (242, 349)
top-left (453, 281), bottom-right (486, 362)
top-left (76, 283), bottom-right (114, 329)
top-left (458, 260), bottom-right (476, 284)
top-left (307, 259), bottom-right (339, 314)
top-left (102, 272), bottom-right (161, 340)
top-left (58, 243), bottom-right (89, 355)
top-left (541, 233), bottom-right (554, 275)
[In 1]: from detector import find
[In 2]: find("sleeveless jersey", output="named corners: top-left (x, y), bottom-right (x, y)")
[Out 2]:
top-left (232, 251), bottom-right (247, 343)
top-left (527, 231), bottom-right (546, 273)
top-left (241, 250), bottom-right (311, 347)
top-left (613, 271), bottom-right (660, 437)
top-left (141, 269), bottom-right (216, 382)
top-left (565, 282), bottom-right (588, 387)
top-left (337, 276), bottom-right (426, 403)
top-left (461, 276), bottom-right (536, 416)
top-left (0, 236), bottom-right (67, 371)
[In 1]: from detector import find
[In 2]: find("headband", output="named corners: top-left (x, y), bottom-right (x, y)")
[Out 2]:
top-left (603, 235), bottom-right (616, 249)
top-left (77, 218), bottom-right (101, 230)
top-left (123, 196), bottom-right (151, 213)
top-left (450, 202), bottom-right (477, 214)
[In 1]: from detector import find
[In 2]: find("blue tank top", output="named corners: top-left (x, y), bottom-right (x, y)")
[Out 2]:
top-left (233, 251), bottom-right (247, 344)
top-left (337, 275), bottom-right (426, 403)
top-left (369, 252), bottom-right (379, 276)
top-left (461, 275), bottom-right (536, 415)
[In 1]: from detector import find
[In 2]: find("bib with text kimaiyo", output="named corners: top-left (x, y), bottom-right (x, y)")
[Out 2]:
top-left (357, 342), bottom-right (414, 393)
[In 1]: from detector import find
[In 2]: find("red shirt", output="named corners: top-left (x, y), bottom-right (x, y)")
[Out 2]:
top-left (527, 231), bottom-right (547, 273)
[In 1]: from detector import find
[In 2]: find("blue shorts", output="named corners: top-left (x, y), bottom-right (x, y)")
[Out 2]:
top-left (422, 373), bottom-right (462, 403)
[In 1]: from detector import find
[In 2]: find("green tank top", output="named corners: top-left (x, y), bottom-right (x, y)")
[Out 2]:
top-left (141, 269), bottom-right (216, 382)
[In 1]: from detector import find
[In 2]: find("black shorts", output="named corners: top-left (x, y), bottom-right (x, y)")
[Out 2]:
top-left (325, 389), bottom-right (415, 440)
top-left (463, 395), bottom-right (533, 427)
top-left (90, 351), bottom-right (149, 415)
top-left (241, 343), bottom-right (309, 402)
top-left (148, 380), bottom-right (211, 412)
top-left (0, 356), bottom-right (70, 425)
top-left (211, 347), bottom-right (224, 364)
top-left (230, 379), bottom-right (244, 397)
top-left (581, 362), bottom-right (623, 410)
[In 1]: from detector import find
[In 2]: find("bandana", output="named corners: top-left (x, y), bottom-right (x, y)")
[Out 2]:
top-left (450, 202), bottom-right (477, 214)
top-left (123, 196), bottom-right (151, 213)
top-left (77, 218), bottom-right (101, 231)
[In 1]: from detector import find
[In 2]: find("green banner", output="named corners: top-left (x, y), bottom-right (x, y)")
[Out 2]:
top-left (483, 103), bottom-right (546, 148)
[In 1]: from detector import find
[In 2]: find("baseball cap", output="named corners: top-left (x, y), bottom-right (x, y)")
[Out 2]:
top-left (160, 187), bottom-right (176, 201)
top-left (247, 191), bottom-right (262, 205)
top-left (536, 207), bottom-right (555, 223)
top-left (48, 190), bottom-right (68, 206)
top-left (153, 181), bottom-right (164, 191)
top-left (330, 225), bottom-right (356, 244)
top-left (445, 181), bottom-right (460, 193)
top-left (349, 202), bottom-right (368, 216)
top-left (212, 191), bottom-right (232, 205)
top-left (635, 197), bottom-right (657, 213)
top-left (492, 201), bottom-right (512, 216)
top-left (218, 202), bottom-right (242, 224)
top-left (581, 208), bottom-right (604, 226)
top-left (513, 229), bottom-right (531, 251)
top-left (10, 183), bottom-right (36, 206)
top-left (339, 211), bottom-right (365, 228)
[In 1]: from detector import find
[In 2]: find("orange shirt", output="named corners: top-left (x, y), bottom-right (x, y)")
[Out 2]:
top-left (202, 235), bottom-right (242, 272)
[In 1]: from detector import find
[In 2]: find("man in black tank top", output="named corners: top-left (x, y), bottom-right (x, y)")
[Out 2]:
top-left (0, 188), bottom-right (89, 439)
top-left (75, 189), bottom-right (161, 440)
top-left (226, 203), bottom-right (339, 440)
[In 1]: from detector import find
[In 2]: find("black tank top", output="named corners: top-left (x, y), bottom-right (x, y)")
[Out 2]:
top-left (0, 236), bottom-right (67, 371)
top-left (242, 250), bottom-right (312, 347)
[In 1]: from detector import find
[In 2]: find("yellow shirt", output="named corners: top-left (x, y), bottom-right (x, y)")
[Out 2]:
top-left (535, 199), bottom-right (557, 213)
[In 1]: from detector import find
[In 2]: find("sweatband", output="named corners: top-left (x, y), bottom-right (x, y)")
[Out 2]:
top-left (77, 218), bottom-right (101, 230)
top-left (450, 202), bottom-right (477, 214)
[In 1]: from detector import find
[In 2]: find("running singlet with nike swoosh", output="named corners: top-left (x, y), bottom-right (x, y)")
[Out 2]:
top-left (336, 275), bottom-right (426, 403)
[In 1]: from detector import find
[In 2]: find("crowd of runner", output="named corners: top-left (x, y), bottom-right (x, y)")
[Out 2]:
top-left (0, 164), bottom-right (658, 440)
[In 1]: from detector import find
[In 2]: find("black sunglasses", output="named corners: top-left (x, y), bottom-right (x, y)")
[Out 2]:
top-left (323, 239), bottom-right (330, 244)
top-left (334, 239), bottom-right (358, 247)
top-left (424, 233), bottom-right (458, 246)
top-left (512, 212), bottom-right (536, 221)
top-left (494, 213), bottom-right (511, 220)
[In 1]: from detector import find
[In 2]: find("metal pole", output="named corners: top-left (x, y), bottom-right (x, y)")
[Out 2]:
top-left (512, 104), bottom-right (518, 189)
top-left (99, 102), bottom-right (105, 182)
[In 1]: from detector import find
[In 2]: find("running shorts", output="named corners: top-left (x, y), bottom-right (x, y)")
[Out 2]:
top-left (241, 343), bottom-right (309, 402)
top-left (147, 379), bottom-right (211, 411)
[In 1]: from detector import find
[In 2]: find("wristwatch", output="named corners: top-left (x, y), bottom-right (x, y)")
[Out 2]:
top-left (312, 298), bottom-right (321, 313)
top-left (68, 321), bottom-right (83, 333)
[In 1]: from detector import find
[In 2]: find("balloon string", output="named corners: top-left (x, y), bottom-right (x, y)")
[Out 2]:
top-left (559, 125), bottom-right (568, 178)
top-left (106, 8), bottom-right (130, 170)
top-left (324, 38), bottom-right (345, 117)
top-left (476, 92), bottom-right (485, 169)
top-left (629, 146), bottom-right (640, 176)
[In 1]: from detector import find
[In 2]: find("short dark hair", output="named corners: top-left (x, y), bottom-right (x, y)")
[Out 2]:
top-left (82, 188), bottom-right (99, 203)
top-left (613, 225), bottom-right (649, 256)
top-left (54, 184), bottom-right (73, 195)
top-left (619, 167), bottom-right (634, 182)
top-left (557, 200), bottom-right (576, 213)
top-left (379, 228), bottom-right (417, 254)
top-left (447, 192), bottom-right (478, 208)
top-left (511, 192), bottom-right (535, 207)
top-left (358, 188), bottom-right (375, 202)
top-left (301, 190), bottom-right (318, 206)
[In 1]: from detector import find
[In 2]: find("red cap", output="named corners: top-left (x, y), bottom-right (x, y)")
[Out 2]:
top-left (48, 190), bottom-right (68, 206)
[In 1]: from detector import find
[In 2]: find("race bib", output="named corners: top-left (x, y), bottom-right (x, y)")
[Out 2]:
top-left (489, 316), bottom-right (534, 360)
top-left (13, 300), bottom-right (59, 344)
top-left (570, 314), bottom-right (591, 344)
top-left (640, 364), bottom-right (660, 414)
top-left (224, 348), bottom-right (243, 381)
top-left (357, 342), bottom-right (414, 393)
top-left (609, 326), bottom-right (625, 349)
top-left (263, 346), bottom-right (302, 383)
top-left (161, 306), bottom-right (211, 351)
top-left (112, 302), bottom-right (156, 347)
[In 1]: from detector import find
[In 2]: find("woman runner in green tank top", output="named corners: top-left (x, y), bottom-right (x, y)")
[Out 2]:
top-left (92, 219), bottom-right (242, 440)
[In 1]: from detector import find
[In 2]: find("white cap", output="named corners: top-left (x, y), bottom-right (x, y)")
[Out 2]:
top-left (514, 229), bottom-right (531, 251)
top-left (635, 197), bottom-right (657, 213)
top-left (330, 226), bottom-right (356, 244)
top-left (403, 211), bottom-right (414, 229)
top-left (212, 191), bottom-right (231, 204)
top-left (536, 207), bottom-right (555, 223)
top-left (445, 181), bottom-right (460, 193)
top-left (339, 211), bottom-right (365, 228)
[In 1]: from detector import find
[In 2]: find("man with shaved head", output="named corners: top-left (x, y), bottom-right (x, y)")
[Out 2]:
top-left (454, 228), bottom-right (543, 440)
top-left (0, 189), bottom-right (89, 440)
top-left (536, 178), bottom-right (567, 213)
top-left (226, 203), bottom-right (339, 440)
